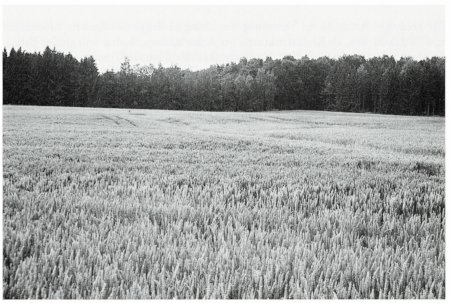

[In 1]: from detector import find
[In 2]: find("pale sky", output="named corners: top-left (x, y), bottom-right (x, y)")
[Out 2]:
top-left (2, 5), bottom-right (445, 73)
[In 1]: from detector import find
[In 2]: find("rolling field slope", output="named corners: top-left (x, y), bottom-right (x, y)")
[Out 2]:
top-left (2, 105), bottom-right (445, 299)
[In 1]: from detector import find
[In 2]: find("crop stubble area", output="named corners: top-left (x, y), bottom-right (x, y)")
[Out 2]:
top-left (2, 105), bottom-right (445, 299)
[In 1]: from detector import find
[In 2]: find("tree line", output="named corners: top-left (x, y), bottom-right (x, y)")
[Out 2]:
top-left (3, 46), bottom-right (445, 116)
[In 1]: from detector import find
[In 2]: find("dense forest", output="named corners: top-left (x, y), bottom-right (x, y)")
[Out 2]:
top-left (3, 46), bottom-right (445, 116)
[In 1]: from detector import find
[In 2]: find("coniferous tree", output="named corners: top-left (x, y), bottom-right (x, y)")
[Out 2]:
top-left (77, 56), bottom-right (99, 107)
top-left (3, 48), bottom-right (10, 104)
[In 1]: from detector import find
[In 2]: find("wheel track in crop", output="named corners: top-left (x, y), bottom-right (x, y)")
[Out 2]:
top-left (115, 115), bottom-right (137, 127)
top-left (99, 114), bottom-right (120, 125)
top-left (99, 114), bottom-right (137, 127)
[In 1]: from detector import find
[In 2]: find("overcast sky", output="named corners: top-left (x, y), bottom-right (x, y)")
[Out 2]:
top-left (3, 5), bottom-right (445, 73)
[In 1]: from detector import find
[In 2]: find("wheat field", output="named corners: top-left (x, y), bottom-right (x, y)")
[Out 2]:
top-left (2, 105), bottom-right (445, 299)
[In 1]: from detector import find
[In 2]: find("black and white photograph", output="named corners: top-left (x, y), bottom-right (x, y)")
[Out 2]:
top-left (2, 2), bottom-right (446, 299)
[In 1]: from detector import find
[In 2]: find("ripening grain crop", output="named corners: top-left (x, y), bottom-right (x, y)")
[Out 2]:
top-left (3, 105), bottom-right (445, 299)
